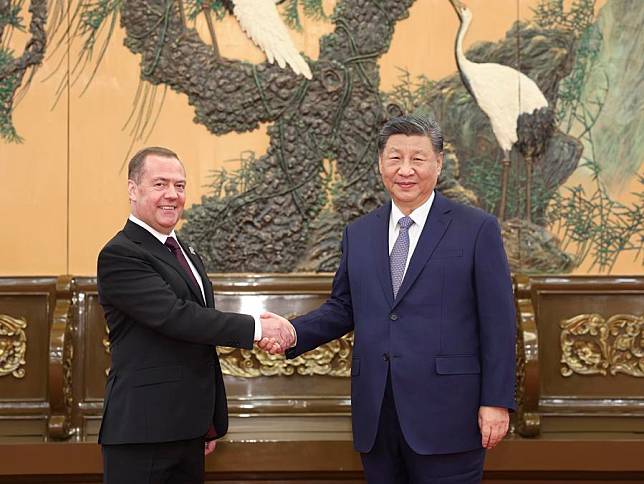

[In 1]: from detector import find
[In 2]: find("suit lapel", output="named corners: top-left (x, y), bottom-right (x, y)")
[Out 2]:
top-left (178, 236), bottom-right (213, 308)
top-left (392, 192), bottom-right (453, 309)
top-left (123, 221), bottom-right (205, 305)
top-left (372, 202), bottom-right (395, 308)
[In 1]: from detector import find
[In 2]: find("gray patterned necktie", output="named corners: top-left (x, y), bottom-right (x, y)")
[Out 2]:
top-left (390, 216), bottom-right (414, 299)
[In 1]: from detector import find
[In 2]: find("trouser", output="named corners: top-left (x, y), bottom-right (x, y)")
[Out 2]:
top-left (360, 372), bottom-right (485, 484)
top-left (102, 437), bottom-right (204, 484)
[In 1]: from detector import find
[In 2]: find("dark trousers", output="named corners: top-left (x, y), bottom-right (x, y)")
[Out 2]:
top-left (360, 373), bottom-right (485, 484)
top-left (102, 437), bottom-right (204, 484)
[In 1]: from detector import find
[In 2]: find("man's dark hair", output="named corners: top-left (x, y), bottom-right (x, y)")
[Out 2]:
top-left (128, 146), bottom-right (180, 183)
top-left (377, 115), bottom-right (444, 155)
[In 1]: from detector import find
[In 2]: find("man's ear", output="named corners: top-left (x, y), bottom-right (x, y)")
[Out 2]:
top-left (436, 152), bottom-right (444, 176)
top-left (378, 155), bottom-right (384, 175)
top-left (127, 179), bottom-right (137, 203)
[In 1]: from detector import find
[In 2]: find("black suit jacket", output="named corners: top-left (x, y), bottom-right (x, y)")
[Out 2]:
top-left (97, 220), bottom-right (254, 444)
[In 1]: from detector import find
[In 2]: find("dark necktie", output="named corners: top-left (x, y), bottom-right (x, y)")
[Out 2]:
top-left (390, 216), bottom-right (414, 299)
top-left (164, 236), bottom-right (203, 303)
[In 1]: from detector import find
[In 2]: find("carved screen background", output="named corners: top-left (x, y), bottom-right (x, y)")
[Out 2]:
top-left (1, 0), bottom-right (641, 276)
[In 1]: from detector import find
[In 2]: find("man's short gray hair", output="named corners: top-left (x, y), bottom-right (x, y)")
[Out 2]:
top-left (377, 115), bottom-right (444, 155)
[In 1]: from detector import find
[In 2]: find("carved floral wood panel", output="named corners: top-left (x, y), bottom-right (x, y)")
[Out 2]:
top-left (560, 313), bottom-right (644, 377)
top-left (0, 314), bottom-right (27, 379)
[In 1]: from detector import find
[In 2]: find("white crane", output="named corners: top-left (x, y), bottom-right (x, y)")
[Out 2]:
top-left (231, 0), bottom-right (312, 79)
top-left (448, 0), bottom-right (548, 220)
top-left (197, 0), bottom-right (312, 79)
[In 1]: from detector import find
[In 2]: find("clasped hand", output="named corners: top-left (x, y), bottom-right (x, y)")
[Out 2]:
top-left (257, 311), bottom-right (295, 354)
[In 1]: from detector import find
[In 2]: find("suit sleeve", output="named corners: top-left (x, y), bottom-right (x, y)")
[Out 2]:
top-left (473, 215), bottom-right (516, 410)
top-left (286, 226), bottom-right (354, 358)
top-left (98, 242), bottom-right (254, 349)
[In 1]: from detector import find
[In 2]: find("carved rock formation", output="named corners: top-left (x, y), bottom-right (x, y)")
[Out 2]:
top-left (501, 218), bottom-right (573, 273)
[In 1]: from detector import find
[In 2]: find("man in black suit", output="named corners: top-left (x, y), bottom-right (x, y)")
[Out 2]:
top-left (97, 147), bottom-right (292, 484)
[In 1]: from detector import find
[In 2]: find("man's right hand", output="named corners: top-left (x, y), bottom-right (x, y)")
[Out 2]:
top-left (258, 312), bottom-right (296, 354)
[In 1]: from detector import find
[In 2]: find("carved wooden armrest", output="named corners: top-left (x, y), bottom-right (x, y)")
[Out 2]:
top-left (47, 276), bottom-right (75, 440)
top-left (513, 274), bottom-right (540, 437)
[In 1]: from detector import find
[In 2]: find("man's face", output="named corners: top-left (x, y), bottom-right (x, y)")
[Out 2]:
top-left (379, 134), bottom-right (443, 214)
top-left (128, 155), bottom-right (186, 235)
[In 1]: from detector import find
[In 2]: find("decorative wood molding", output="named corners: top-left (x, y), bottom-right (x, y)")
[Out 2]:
top-left (212, 274), bottom-right (350, 377)
top-left (512, 275), bottom-right (540, 437)
top-left (47, 276), bottom-right (75, 440)
top-left (219, 333), bottom-right (353, 378)
top-left (102, 323), bottom-right (110, 377)
top-left (209, 273), bottom-right (333, 294)
top-left (0, 313), bottom-right (27, 379)
top-left (560, 313), bottom-right (644, 378)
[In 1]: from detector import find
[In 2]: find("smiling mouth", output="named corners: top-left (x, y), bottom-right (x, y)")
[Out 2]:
top-left (159, 205), bottom-right (176, 211)
top-left (397, 182), bottom-right (416, 189)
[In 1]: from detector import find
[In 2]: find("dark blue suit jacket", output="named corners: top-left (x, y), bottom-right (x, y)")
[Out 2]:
top-left (287, 192), bottom-right (516, 455)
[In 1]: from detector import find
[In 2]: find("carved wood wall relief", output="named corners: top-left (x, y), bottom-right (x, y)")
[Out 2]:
top-left (560, 313), bottom-right (644, 377)
top-left (3, 274), bottom-right (643, 442)
top-left (218, 333), bottom-right (353, 378)
top-left (0, 314), bottom-right (27, 379)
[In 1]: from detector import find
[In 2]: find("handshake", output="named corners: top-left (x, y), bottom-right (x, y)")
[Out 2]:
top-left (257, 311), bottom-right (296, 354)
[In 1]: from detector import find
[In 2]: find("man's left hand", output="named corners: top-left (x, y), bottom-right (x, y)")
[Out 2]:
top-left (204, 439), bottom-right (217, 456)
top-left (478, 406), bottom-right (509, 449)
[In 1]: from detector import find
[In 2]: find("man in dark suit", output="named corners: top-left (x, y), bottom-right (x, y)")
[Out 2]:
top-left (98, 147), bottom-right (292, 484)
top-left (260, 116), bottom-right (516, 483)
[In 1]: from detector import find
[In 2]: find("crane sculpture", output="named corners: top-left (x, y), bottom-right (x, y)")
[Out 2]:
top-left (194, 0), bottom-right (312, 79)
top-left (230, 0), bottom-right (312, 79)
top-left (448, 0), bottom-right (549, 220)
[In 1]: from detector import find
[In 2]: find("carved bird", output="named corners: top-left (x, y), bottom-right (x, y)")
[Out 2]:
top-left (448, 0), bottom-right (548, 220)
top-left (221, 0), bottom-right (313, 79)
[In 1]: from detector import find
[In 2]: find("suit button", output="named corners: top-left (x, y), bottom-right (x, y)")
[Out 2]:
top-left (389, 313), bottom-right (399, 321)
top-left (383, 353), bottom-right (390, 361)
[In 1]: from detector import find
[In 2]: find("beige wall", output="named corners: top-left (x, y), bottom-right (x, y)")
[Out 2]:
top-left (3, 0), bottom-right (637, 276)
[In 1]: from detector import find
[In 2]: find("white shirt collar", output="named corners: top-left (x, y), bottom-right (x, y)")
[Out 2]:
top-left (128, 214), bottom-right (177, 244)
top-left (390, 190), bottom-right (436, 230)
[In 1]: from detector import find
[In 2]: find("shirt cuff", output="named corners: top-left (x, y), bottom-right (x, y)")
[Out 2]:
top-left (253, 315), bottom-right (262, 341)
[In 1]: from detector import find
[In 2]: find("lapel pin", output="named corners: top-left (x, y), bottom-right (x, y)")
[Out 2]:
top-left (188, 246), bottom-right (196, 255)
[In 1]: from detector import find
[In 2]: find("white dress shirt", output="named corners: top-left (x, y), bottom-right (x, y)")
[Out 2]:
top-left (388, 191), bottom-right (436, 280)
top-left (128, 214), bottom-right (262, 340)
